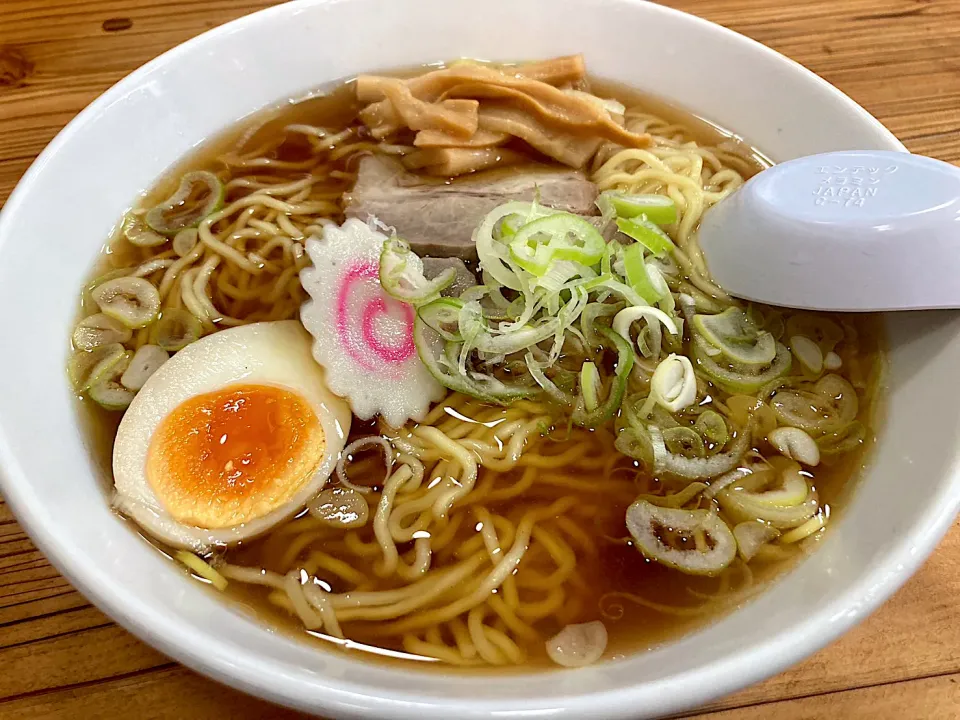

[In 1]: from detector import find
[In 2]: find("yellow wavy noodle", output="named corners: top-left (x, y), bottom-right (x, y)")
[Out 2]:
top-left (591, 109), bottom-right (751, 299)
top-left (215, 394), bottom-right (642, 666)
top-left (79, 126), bottom-right (375, 344)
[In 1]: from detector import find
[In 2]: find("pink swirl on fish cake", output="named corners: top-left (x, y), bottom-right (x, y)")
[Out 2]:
top-left (336, 260), bottom-right (415, 373)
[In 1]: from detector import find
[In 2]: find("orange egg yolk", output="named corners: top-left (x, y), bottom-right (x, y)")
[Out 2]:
top-left (146, 384), bottom-right (325, 529)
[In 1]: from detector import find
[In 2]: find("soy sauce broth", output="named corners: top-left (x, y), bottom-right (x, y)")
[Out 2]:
top-left (75, 66), bottom-right (885, 671)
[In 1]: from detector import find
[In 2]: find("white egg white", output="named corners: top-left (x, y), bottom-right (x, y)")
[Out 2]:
top-left (112, 320), bottom-right (351, 552)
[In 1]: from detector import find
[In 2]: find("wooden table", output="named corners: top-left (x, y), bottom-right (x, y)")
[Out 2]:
top-left (1, 0), bottom-right (959, 717)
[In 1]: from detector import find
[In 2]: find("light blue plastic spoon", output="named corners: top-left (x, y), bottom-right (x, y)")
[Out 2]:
top-left (697, 150), bottom-right (960, 311)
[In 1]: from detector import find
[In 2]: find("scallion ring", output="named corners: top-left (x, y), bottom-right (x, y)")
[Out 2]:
top-left (91, 277), bottom-right (161, 329)
top-left (145, 171), bottom-right (224, 236)
top-left (72, 313), bottom-right (133, 351)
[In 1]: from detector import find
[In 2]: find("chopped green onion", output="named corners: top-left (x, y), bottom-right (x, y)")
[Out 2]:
top-left (459, 301), bottom-right (560, 356)
top-left (88, 384), bottom-right (135, 411)
top-left (379, 236), bottom-right (456, 306)
top-left (785, 314), bottom-right (844, 352)
top-left (612, 306), bottom-right (678, 343)
top-left (816, 421), bottom-right (865, 457)
top-left (545, 620), bottom-right (608, 668)
top-left (634, 482), bottom-right (708, 509)
top-left (421, 257), bottom-right (477, 297)
top-left (616, 217), bottom-right (676, 256)
top-left (497, 214), bottom-right (524, 240)
top-left (703, 467), bottom-right (752, 500)
top-left (600, 242), bottom-right (614, 278)
top-left (615, 427), bottom-right (655, 467)
top-left (525, 352), bottom-right (575, 405)
top-left (572, 327), bottom-right (634, 427)
top-left (475, 201), bottom-right (555, 290)
top-left (694, 410), bottom-right (729, 446)
top-left (649, 265), bottom-right (674, 312)
top-left (85, 268), bottom-right (135, 298)
top-left (91, 277), bottom-right (161, 329)
top-left (68, 343), bottom-right (127, 392)
top-left (734, 459), bottom-right (810, 507)
top-left (693, 341), bottom-right (792, 394)
top-left (72, 313), bottom-right (133, 351)
top-left (418, 298), bottom-right (464, 342)
top-left (120, 344), bottom-right (169, 391)
top-left (145, 171), bottom-right (224, 236)
top-left (824, 351), bottom-right (842, 371)
top-left (662, 427), bottom-right (706, 458)
top-left (625, 500), bottom-right (736, 576)
top-left (598, 191), bottom-right (678, 225)
top-left (683, 285), bottom-right (727, 314)
top-left (580, 362), bottom-right (601, 412)
top-left (768, 427), bottom-right (820, 466)
top-left (733, 521), bottom-right (780, 561)
top-left (718, 472), bottom-right (819, 529)
top-left (413, 316), bottom-right (537, 405)
top-left (579, 302), bottom-right (619, 351)
top-left (769, 374), bottom-right (857, 435)
top-left (123, 215), bottom-right (168, 247)
top-left (650, 354), bottom-right (697, 413)
top-left (622, 243), bottom-right (662, 304)
top-left (536, 260), bottom-right (591, 294)
top-left (647, 422), bottom-right (752, 480)
top-left (813, 374), bottom-right (859, 420)
top-left (596, 277), bottom-right (648, 308)
top-left (779, 514), bottom-right (826, 544)
top-left (308, 487), bottom-right (370, 529)
top-left (152, 308), bottom-right (202, 351)
top-left (620, 393), bottom-right (655, 432)
top-left (693, 307), bottom-right (776, 367)
top-left (790, 335), bottom-right (823, 374)
top-left (508, 214), bottom-right (605, 276)
top-left (172, 228), bottom-right (199, 257)
top-left (88, 356), bottom-right (136, 411)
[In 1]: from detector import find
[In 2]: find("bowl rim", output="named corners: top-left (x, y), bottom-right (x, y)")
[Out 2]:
top-left (2, 1), bottom-right (958, 719)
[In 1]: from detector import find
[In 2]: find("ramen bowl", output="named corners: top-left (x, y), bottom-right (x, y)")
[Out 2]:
top-left (0, 0), bottom-right (958, 718)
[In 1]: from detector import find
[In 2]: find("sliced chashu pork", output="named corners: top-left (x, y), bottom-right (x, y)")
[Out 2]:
top-left (344, 155), bottom-right (599, 262)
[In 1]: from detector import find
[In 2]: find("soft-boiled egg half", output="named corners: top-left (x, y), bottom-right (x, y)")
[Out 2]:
top-left (113, 320), bottom-right (351, 552)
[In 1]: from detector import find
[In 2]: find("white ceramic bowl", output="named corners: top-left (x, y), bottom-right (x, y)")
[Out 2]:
top-left (1, 1), bottom-right (959, 718)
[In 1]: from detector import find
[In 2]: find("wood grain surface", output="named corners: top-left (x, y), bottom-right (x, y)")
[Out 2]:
top-left (1, 0), bottom-right (959, 718)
